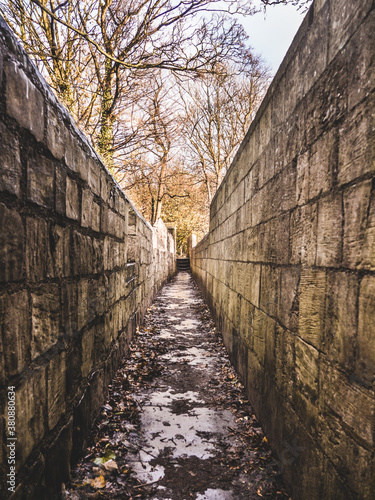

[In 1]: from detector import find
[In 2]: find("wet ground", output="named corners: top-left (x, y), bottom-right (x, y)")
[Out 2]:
top-left (65, 272), bottom-right (291, 499)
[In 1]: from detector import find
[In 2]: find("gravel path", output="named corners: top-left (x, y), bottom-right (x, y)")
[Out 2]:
top-left (65, 272), bottom-right (291, 500)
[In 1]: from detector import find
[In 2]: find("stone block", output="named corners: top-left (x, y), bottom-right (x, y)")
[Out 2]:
top-left (0, 203), bottom-right (24, 282)
top-left (299, 269), bottom-right (326, 350)
top-left (47, 354), bottom-right (66, 430)
top-left (357, 275), bottom-right (375, 385)
top-left (27, 154), bottom-right (54, 208)
top-left (50, 225), bottom-right (70, 277)
top-left (275, 325), bottom-right (295, 401)
top-left (26, 217), bottom-right (53, 280)
top-left (77, 279), bottom-right (89, 331)
top-left (296, 151), bottom-right (309, 206)
top-left (243, 263), bottom-right (261, 308)
top-left (316, 192), bottom-right (343, 267)
top-left (346, 10), bottom-right (375, 110)
top-left (16, 367), bottom-right (46, 466)
top-left (0, 291), bottom-right (29, 377)
top-left (92, 237), bottom-right (104, 273)
top-left (81, 189), bottom-right (92, 228)
top-left (338, 94), bottom-right (375, 186)
top-left (0, 122), bottom-right (21, 196)
top-left (304, 55), bottom-right (347, 145)
top-left (343, 180), bottom-right (372, 268)
top-left (31, 284), bottom-right (60, 359)
top-left (290, 202), bottom-right (317, 266)
top-left (82, 327), bottom-right (95, 378)
top-left (324, 271), bottom-right (359, 371)
top-left (294, 337), bottom-right (320, 423)
top-left (66, 176), bottom-right (80, 221)
top-left (72, 231), bottom-right (93, 275)
top-left (46, 105), bottom-right (65, 159)
top-left (362, 187), bottom-right (375, 271)
top-left (328, 0), bottom-right (373, 62)
top-left (298, 1), bottom-right (328, 95)
top-left (55, 164), bottom-right (66, 215)
top-left (309, 129), bottom-right (336, 201)
top-left (88, 158), bottom-right (101, 196)
top-left (260, 265), bottom-right (280, 318)
top-left (321, 364), bottom-right (374, 447)
top-left (100, 171), bottom-right (111, 203)
top-left (278, 267), bottom-right (300, 332)
top-left (61, 281), bottom-right (78, 336)
top-left (5, 61), bottom-right (44, 142)
top-left (252, 308), bottom-right (276, 369)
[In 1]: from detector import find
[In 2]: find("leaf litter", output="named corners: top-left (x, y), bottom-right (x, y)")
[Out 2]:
top-left (63, 272), bottom-right (291, 500)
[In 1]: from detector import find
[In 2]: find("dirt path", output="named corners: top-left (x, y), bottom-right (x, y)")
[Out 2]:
top-left (65, 272), bottom-right (290, 499)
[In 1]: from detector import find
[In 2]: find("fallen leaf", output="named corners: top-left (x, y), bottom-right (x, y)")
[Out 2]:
top-left (91, 475), bottom-right (106, 489)
top-left (94, 449), bottom-right (116, 465)
top-left (103, 459), bottom-right (118, 472)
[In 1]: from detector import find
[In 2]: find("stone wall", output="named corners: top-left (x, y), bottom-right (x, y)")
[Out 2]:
top-left (191, 0), bottom-right (375, 498)
top-left (0, 17), bottom-right (175, 499)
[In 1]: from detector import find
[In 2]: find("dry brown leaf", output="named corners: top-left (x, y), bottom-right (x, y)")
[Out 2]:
top-left (91, 475), bottom-right (106, 489)
top-left (103, 459), bottom-right (118, 471)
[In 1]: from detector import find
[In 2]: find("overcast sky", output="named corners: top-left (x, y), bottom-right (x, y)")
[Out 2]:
top-left (240, 2), bottom-right (311, 74)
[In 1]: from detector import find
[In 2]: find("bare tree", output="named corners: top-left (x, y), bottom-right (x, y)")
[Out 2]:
top-left (180, 54), bottom-right (270, 202)
top-left (0, 0), bottom-right (264, 161)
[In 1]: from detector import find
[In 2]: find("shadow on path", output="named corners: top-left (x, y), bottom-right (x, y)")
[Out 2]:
top-left (65, 272), bottom-right (290, 499)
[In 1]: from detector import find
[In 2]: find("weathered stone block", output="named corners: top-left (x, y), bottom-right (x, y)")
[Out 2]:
top-left (278, 267), bottom-right (300, 332)
top-left (50, 225), bottom-right (70, 277)
top-left (294, 336), bottom-right (320, 419)
top-left (81, 189), bottom-right (92, 228)
top-left (46, 105), bottom-right (65, 159)
top-left (0, 122), bottom-right (21, 196)
top-left (77, 279), bottom-right (89, 331)
top-left (343, 180), bottom-right (372, 268)
top-left (290, 203), bottom-right (317, 266)
top-left (88, 158), bottom-right (101, 196)
top-left (100, 171), bottom-right (111, 203)
top-left (61, 281), bottom-right (78, 336)
top-left (275, 325), bottom-right (295, 401)
top-left (55, 164), bottom-right (66, 215)
top-left (26, 217), bottom-right (51, 280)
top-left (357, 275), bottom-right (375, 385)
top-left (362, 187), bottom-right (375, 271)
top-left (321, 364), bottom-right (374, 447)
top-left (299, 269), bottom-right (326, 350)
top-left (328, 0), bottom-right (373, 62)
top-left (338, 95), bottom-right (375, 186)
top-left (252, 308), bottom-right (276, 369)
top-left (0, 291), bottom-right (29, 377)
top-left (260, 265), bottom-right (280, 318)
top-left (16, 367), bottom-right (46, 466)
top-left (47, 354), bottom-right (66, 430)
top-left (0, 203), bottom-right (24, 282)
top-left (5, 61), bottom-right (44, 142)
top-left (324, 271), bottom-right (358, 371)
top-left (72, 231), bottom-right (93, 275)
top-left (27, 154), bottom-right (54, 208)
top-left (298, 1), bottom-right (328, 96)
top-left (31, 284), bottom-right (60, 359)
top-left (81, 327), bottom-right (95, 378)
top-left (316, 192), bottom-right (343, 267)
top-left (66, 176), bottom-right (80, 221)
top-left (346, 10), bottom-right (375, 110)
top-left (296, 151), bottom-right (309, 206)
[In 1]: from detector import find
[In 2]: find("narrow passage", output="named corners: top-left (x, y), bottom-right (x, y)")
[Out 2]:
top-left (65, 272), bottom-right (290, 500)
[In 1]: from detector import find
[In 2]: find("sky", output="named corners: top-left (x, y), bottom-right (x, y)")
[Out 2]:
top-left (239, 2), bottom-right (311, 75)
